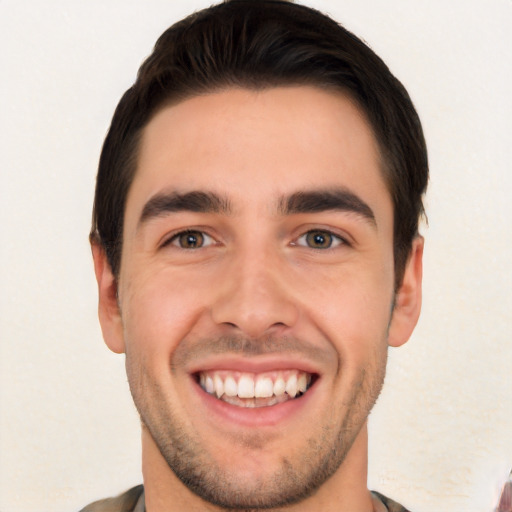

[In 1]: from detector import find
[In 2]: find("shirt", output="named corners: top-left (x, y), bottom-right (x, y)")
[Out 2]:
top-left (80, 485), bottom-right (411, 511)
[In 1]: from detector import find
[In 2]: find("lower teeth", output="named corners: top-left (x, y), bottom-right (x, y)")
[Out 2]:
top-left (217, 391), bottom-right (304, 408)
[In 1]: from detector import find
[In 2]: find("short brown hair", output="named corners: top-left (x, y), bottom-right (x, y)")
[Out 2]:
top-left (91, 0), bottom-right (428, 288)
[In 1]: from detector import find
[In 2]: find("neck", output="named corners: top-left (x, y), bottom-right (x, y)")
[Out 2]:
top-left (141, 423), bottom-right (375, 512)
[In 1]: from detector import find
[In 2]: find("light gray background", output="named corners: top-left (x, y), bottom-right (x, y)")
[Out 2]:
top-left (1, 1), bottom-right (511, 511)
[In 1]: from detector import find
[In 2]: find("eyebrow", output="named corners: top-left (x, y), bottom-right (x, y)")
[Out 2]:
top-left (279, 188), bottom-right (376, 227)
top-left (138, 190), bottom-right (231, 227)
top-left (137, 187), bottom-right (376, 229)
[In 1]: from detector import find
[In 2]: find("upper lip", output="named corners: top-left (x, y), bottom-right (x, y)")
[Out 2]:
top-left (186, 354), bottom-right (321, 376)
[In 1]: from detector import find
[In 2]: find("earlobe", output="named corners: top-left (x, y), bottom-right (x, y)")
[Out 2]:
top-left (388, 236), bottom-right (424, 348)
top-left (91, 242), bottom-right (126, 354)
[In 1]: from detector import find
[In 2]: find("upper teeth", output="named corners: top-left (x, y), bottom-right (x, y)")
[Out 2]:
top-left (199, 370), bottom-right (311, 400)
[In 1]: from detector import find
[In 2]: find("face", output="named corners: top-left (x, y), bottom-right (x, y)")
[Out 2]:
top-left (94, 86), bottom-right (422, 509)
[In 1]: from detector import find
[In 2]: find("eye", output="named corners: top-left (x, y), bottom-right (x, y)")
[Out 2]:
top-left (295, 230), bottom-right (345, 249)
top-left (167, 230), bottom-right (214, 249)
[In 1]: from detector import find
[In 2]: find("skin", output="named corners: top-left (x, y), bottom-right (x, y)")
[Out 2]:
top-left (93, 86), bottom-right (423, 511)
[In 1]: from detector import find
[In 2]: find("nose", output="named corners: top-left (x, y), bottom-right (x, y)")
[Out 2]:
top-left (211, 249), bottom-right (299, 338)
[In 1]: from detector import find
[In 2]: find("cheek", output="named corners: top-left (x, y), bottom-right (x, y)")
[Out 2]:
top-left (303, 264), bottom-right (394, 358)
top-left (120, 268), bottom-right (210, 355)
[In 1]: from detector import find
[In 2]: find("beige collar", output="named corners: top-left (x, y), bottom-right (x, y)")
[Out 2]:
top-left (371, 492), bottom-right (389, 512)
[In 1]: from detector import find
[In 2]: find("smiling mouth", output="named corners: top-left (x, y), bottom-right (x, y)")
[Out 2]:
top-left (196, 370), bottom-right (315, 408)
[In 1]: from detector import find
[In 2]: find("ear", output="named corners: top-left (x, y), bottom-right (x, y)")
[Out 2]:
top-left (388, 236), bottom-right (424, 348)
top-left (91, 241), bottom-right (125, 354)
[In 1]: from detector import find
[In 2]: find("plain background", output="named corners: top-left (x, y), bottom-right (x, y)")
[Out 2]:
top-left (1, 1), bottom-right (511, 511)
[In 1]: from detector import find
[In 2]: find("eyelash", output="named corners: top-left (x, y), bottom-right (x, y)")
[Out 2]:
top-left (164, 229), bottom-right (215, 249)
top-left (163, 228), bottom-right (348, 250)
top-left (293, 230), bottom-right (348, 250)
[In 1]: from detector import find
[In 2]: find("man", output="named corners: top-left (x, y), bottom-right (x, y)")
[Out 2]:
top-left (85, 0), bottom-right (428, 510)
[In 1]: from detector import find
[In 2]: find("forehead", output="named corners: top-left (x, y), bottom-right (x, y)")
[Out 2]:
top-left (125, 86), bottom-right (390, 223)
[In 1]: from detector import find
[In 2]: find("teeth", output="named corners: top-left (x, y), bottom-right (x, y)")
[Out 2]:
top-left (214, 374), bottom-right (224, 398)
top-left (273, 377), bottom-right (286, 396)
top-left (285, 374), bottom-right (298, 398)
top-left (297, 373), bottom-right (307, 393)
top-left (238, 375), bottom-right (255, 398)
top-left (224, 376), bottom-right (237, 397)
top-left (198, 370), bottom-right (313, 405)
top-left (255, 377), bottom-right (274, 398)
top-left (205, 375), bottom-right (214, 394)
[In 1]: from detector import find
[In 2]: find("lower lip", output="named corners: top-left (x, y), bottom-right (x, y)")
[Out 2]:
top-left (192, 377), bottom-right (317, 428)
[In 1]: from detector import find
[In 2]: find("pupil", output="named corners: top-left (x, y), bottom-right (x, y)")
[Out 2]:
top-left (308, 231), bottom-right (331, 248)
top-left (181, 232), bottom-right (202, 248)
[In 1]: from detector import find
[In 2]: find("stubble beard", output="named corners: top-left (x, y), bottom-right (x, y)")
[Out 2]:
top-left (126, 339), bottom-right (388, 511)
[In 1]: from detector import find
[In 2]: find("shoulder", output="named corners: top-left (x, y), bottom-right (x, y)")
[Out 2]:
top-left (371, 490), bottom-right (412, 512)
top-left (79, 485), bottom-right (144, 512)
